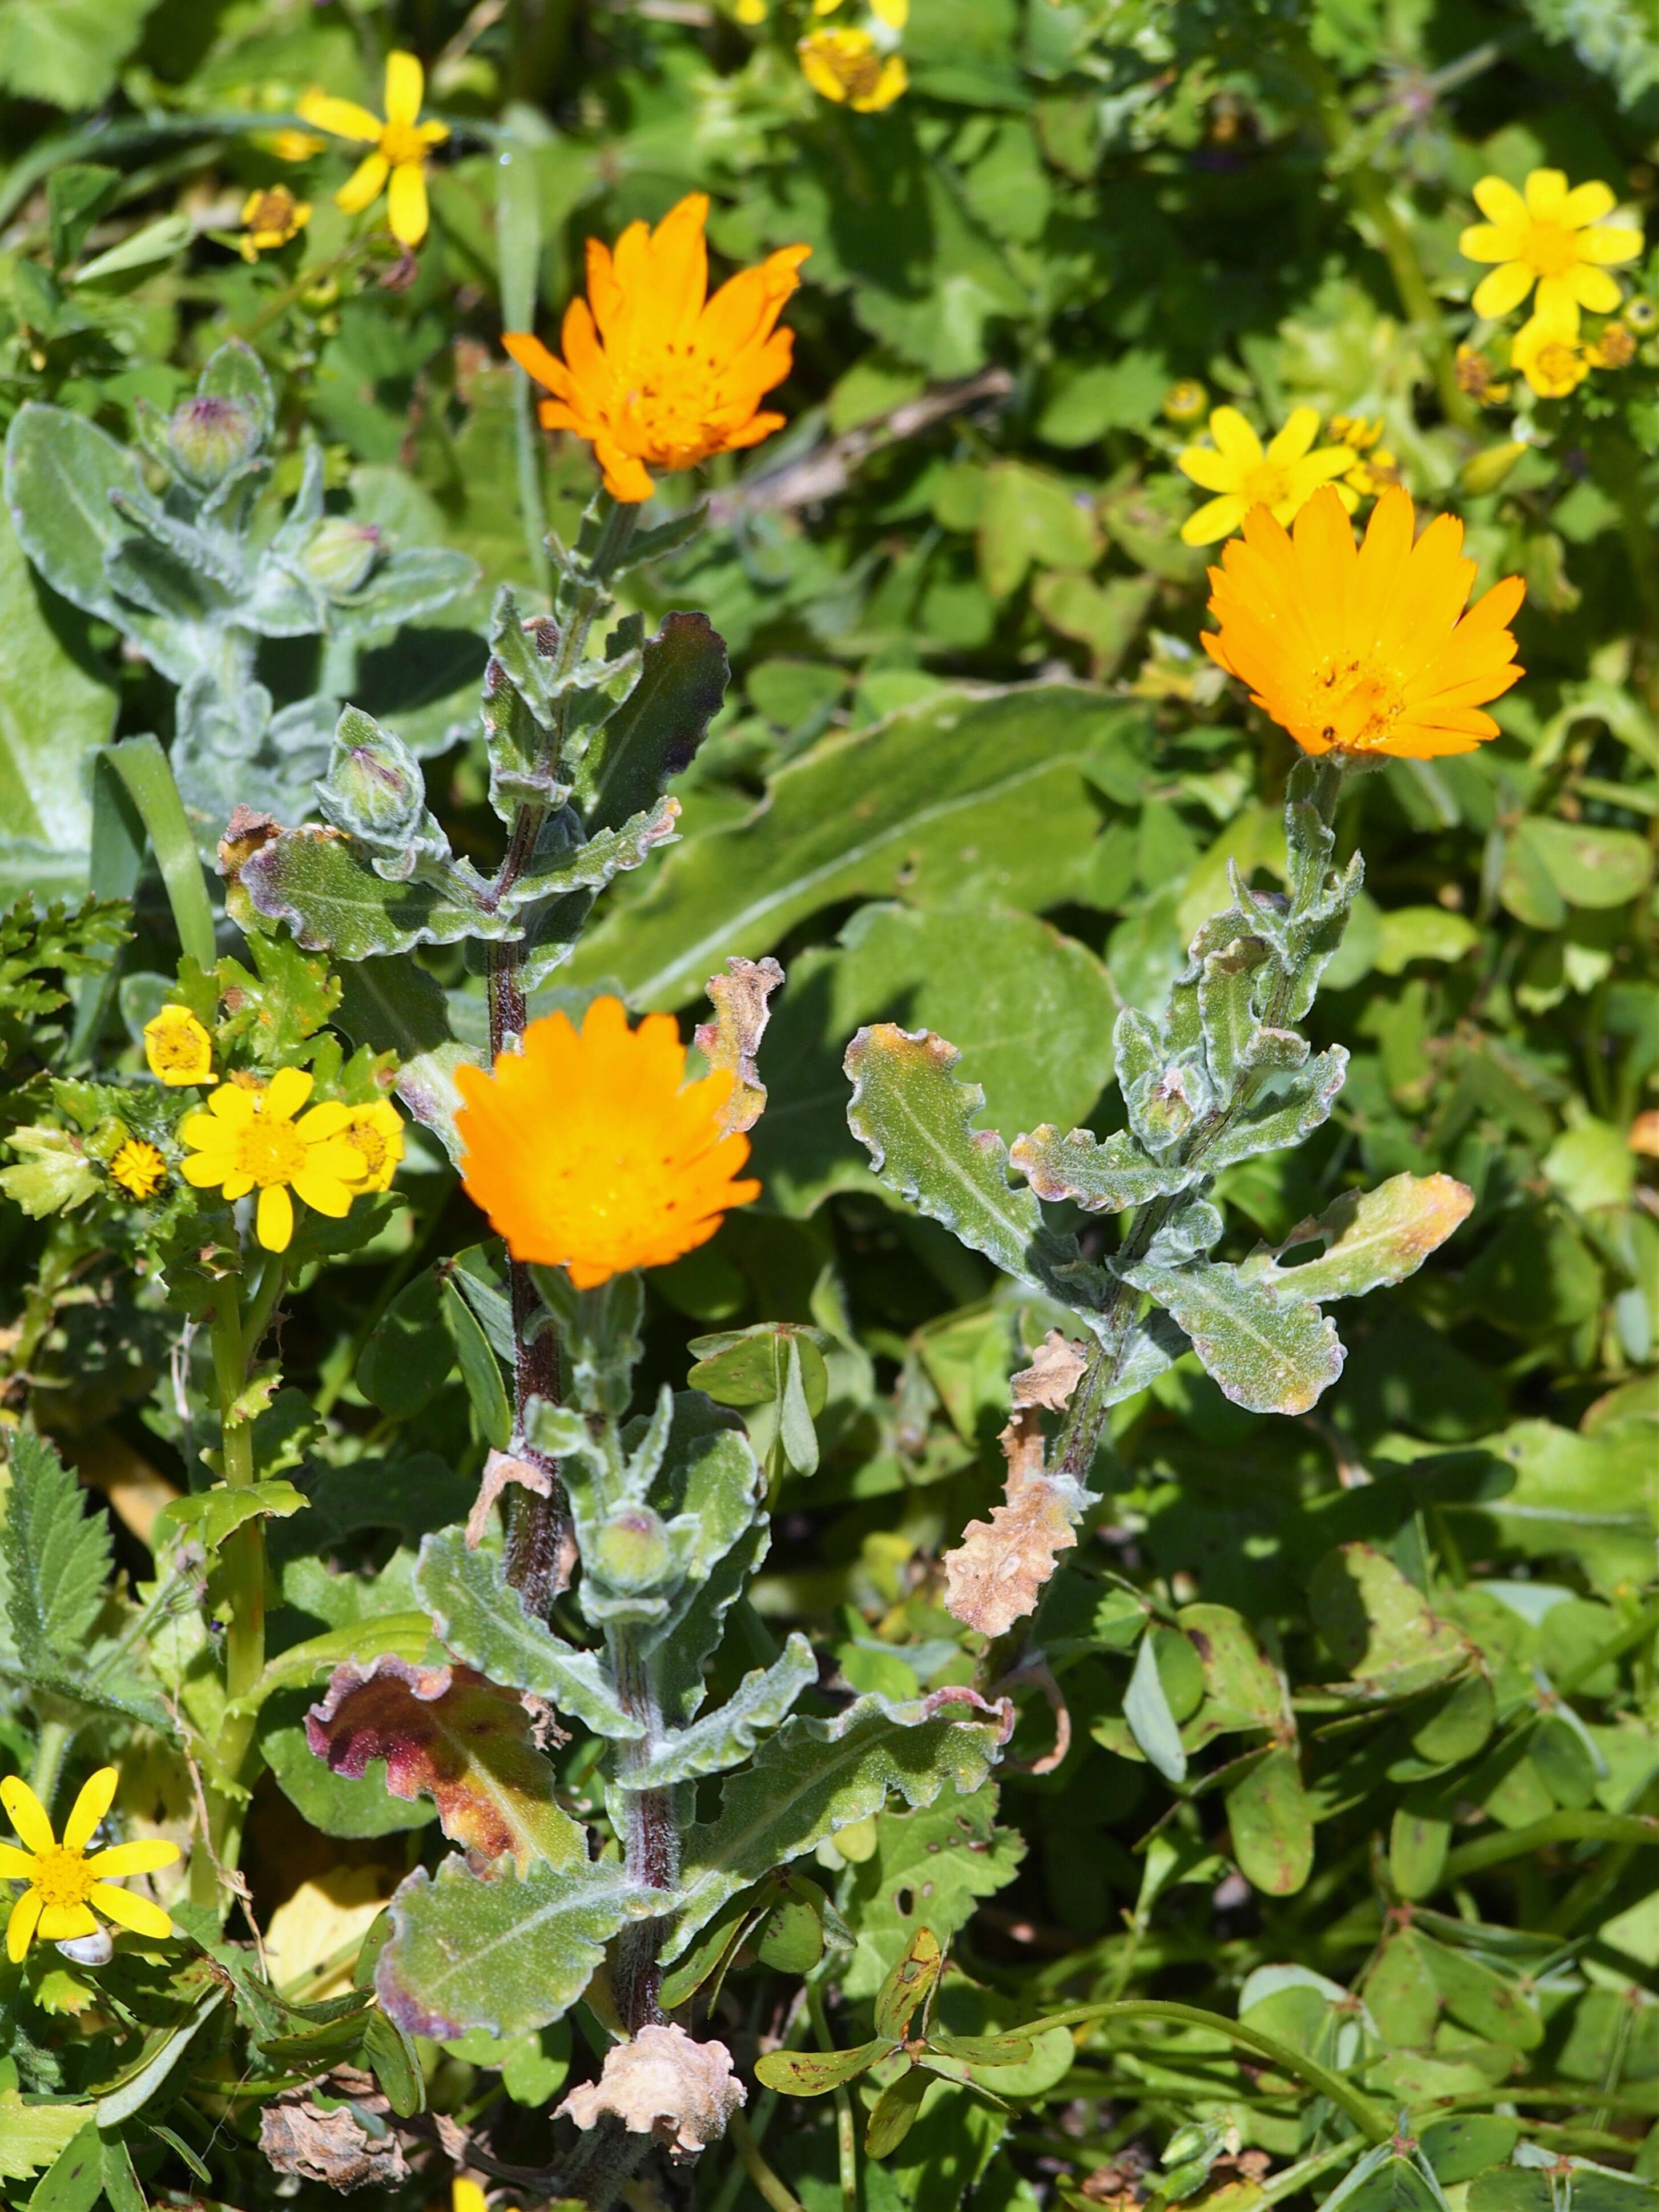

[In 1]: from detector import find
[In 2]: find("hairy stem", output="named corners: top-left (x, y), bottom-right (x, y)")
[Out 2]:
top-left (196, 1280), bottom-right (263, 1907)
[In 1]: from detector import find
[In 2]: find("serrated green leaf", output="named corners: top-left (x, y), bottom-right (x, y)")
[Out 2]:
top-left (0, 2093), bottom-right (91, 2182)
top-left (839, 1785), bottom-right (1025, 2001)
top-left (577, 609), bottom-right (728, 832)
top-left (242, 826), bottom-right (513, 960)
top-left (0, 1430), bottom-right (110, 1664)
top-left (157, 1479), bottom-right (306, 1554)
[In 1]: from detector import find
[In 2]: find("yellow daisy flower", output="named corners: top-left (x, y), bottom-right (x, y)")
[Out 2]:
top-left (1511, 309), bottom-right (1594, 399)
top-left (454, 996), bottom-right (761, 1290)
top-left (179, 1068), bottom-right (368, 1255)
top-left (338, 1100), bottom-right (404, 1193)
top-left (1, 1768), bottom-right (178, 1961)
top-left (1177, 405), bottom-right (1355, 546)
top-left (1460, 168), bottom-right (1642, 330)
top-left (239, 185), bottom-right (310, 262)
top-left (798, 29), bottom-right (908, 111)
top-left (143, 1005), bottom-right (213, 1088)
top-left (297, 51), bottom-right (449, 250)
top-left (109, 1137), bottom-right (167, 1201)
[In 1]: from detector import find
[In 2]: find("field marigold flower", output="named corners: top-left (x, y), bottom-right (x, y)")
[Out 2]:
top-left (799, 29), bottom-right (908, 110)
top-left (502, 194), bottom-right (810, 504)
top-left (339, 1100), bottom-right (404, 1193)
top-left (179, 1068), bottom-right (368, 1254)
top-left (239, 186), bottom-right (309, 260)
top-left (1201, 484), bottom-right (1525, 760)
top-left (109, 1137), bottom-right (166, 1201)
top-left (453, 996), bottom-right (761, 1289)
top-left (298, 51), bottom-right (448, 249)
top-left (1, 1768), bottom-right (178, 1961)
top-left (1177, 405), bottom-right (1354, 546)
top-left (1460, 169), bottom-right (1641, 329)
top-left (143, 1005), bottom-right (212, 1087)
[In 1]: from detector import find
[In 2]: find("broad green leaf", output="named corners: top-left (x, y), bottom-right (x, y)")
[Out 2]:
top-left (666, 1688), bottom-right (1007, 1957)
top-left (839, 1784), bottom-right (1025, 2001)
top-left (441, 1279), bottom-right (511, 1451)
top-left (752, 902), bottom-right (1120, 1214)
top-left (24, 2121), bottom-right (103, 2212)
top-left (876, 1926), bottom-right (946, 2040)
top-left (1178, 1602), bottom-right (1283, 1746)
top-left (0, 2093), bottom-right (91, 2182)
top-left (259, 1688), bottom-right (436, 1840)
top-left (754, 2041), bottom-right (891, 2094)
top-left (156, 1479), bottom-right (307, 1554)
top-left (1124, 1628), bottom-right (1188, 1783)
top-left (237, 1613), bottom-right (437, 1710)
top-left (620, 1635), bottom-right (818, 1787)
top-left (1225, 1744), bottom-right (1314, 1896)
top-left (0, 0), bottom-right (158, 108)
top-left (243, 827), bottom-right (513, 960)
top-left (1423, 1940), bottom-right (1543, 2049)
top-left (4, 405), bottom-right (172, 671)
top-left (416, 1526), bottom-right (642, 1741)
top-left (976, 460), bottom-right (1101, 597)
top-left (1308, 1544), bottom-right (1470, 1698)
top-left (358, 1272), bottom-right (454, 1418)
top-left (0, 504), bottom-right (115, 884)
top-left (845, 1023), bottom-right (1079, 1295)
top-left (0, 1430), bottom-right (110, 1664)
top-left (375, 1853), bottom-right (663, 2040)
top-left (577, 609), bottom-right (728, 831)
top-left (1121, 1259), bottom-right (1343, 1415)
top-left (865, 2064), bottom-right (932, 2158)
top-left (1505, 816), bottom-right (1653, 916)
top-left (1453, 1419), bottom-right (1659, 1598)
top-left (569, 687), bottom-right (1150, 1006)
top-left (1245, 1173), bottom-right (1475, 1302)
top-left (304, 1654), bottom-right (586, 1872)
top-left (95, 1988), bottom-right (226, 2126)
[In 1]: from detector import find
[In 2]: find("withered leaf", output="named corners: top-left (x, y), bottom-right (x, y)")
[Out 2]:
top-left (558, 2024), bottom-right (747, 2162)
top-left (695, 955), bottom-right (784, 1135)
top-left (1011, 1329), bottom-right (1088, 1410)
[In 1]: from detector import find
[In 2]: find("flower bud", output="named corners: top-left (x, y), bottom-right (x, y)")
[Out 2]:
top-left (1162, 379), bottom-right (1208, 427)
top-left (590, 1506), bottom-right (673, 1592)
top-left (1458, 441), bottom-right (1527, 497)
top-left (321, 708), bottom-right (424, 840)
top-left (166, 393), bottom-right (260, 486)
top-left (303, 517), bottom-right (381, 595)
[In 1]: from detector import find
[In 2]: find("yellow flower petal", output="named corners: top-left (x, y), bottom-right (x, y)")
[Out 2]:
top-left (1524, 167), bottom-right (1568, 219)
top-left (1, 1775), bottom-right (55, 1856)
top-left (1561, 180), bottom-right (1617, 226)
top-left (1571, 264), bottom-right (1624, 313)
top-left (387, 160), bottom-right (430, 247)
top-left (37, 1903), bottom-right (98, 1941)
top-left (290, 1168), bottom-right (355, 1219)
top-left (1580, 223), bottom-right (1643, 265)
top-left (1207, 407), bottom-right (1263, 464)
top-left (1459, 222), bottom-right (1524, 264)
top-left (297, 92), bottom-right (384, 143)
top-left (181, 1154), bottom-right (232, 1190)
top-left (1178, 444), bottom-right (1246, 493)
top-left (219, 1169), bottom-right (255, 1202)
top-left (6, 1888), bottom-right (42, 1962)
top-left (265, 1067), bottom-right (313, 1122)
top-left (1472, 261), bottom-right (1536, 319)
top-left (336, 150), bottom-right (391, 216)
top-left (296, 1101), bottom-right (349, 1143)
top-left (257, 1184), bottom-right (295, 1253)
top-left (62, 1767), bottom-right (117, 1853)
top-left (208, 1085), bottom-right (257, 1126)
top-left (87, 1839), bottom-right (180, 1879)
top-left (1472, 174), bottom-right (1528, 227)
top-left (1180, 493), bottom-right (1250, 545)
top-left (383, 49), bottom-right (425, 131)
top-left (0, 1842), bottom-right (36, 1878)
top-left (1266, 405), bottom-right (1320, 465)
top-left (90, 1884), bottom-right (171, 1939)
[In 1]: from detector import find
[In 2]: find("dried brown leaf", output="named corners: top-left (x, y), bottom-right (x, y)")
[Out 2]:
top-left (259, 2098), bottom-right (409, 2191)
top-left (465, 1447), bottom-right (553, 1550)
top-left (1012, 1330), bottom-right (1088, 1410)
top-left (943, 1408), bottom-right (1080, 1636)
top-left (558, 2025), bottom-right (746, 2162)
top-left (695, 957), bottom-right (784, 1135)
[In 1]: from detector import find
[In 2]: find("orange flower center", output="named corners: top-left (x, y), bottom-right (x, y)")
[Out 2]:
top-left (1310, 655), bottom-right (1404, 750)
top-left (233, 1117), bottom-right (308, 1189)
top-left (819, 42), bottom-right (884, 98)
top-left (1523, 220), bottom-right (1579, 277)
top-left (31, 1846), bottom-right (95, 1912)
top-left (249, 189), bottom-right (297, 234)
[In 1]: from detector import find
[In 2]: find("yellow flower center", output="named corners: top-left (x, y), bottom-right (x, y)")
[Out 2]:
top-left (345, 1123), bottom-right (388, 1175)
top-left (1536, 340), bottom-right (1582, 386)
top-left (381, 121), bottom-right (429, 167)
top-left (1241, 460), bottom-right (1292, 508)
top-left (1523, 219), bottom-right (1580, 277)
top-left (111, 1139), bottom-right (167, 1200)
top-left (1310, 655), bottom-right (1404, 749)
top-left (232, 1117), bottom-right (308, 1189)
top-left (31, 1845), bottom-right (95, 1913)
top-left (150, 1027), bottom-right (202, 1074)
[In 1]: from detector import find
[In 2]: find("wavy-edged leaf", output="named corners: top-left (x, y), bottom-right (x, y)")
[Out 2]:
top-left (1011, 1122), bottom-right (1193, 1212)
top-left (376, 1853), bottom-right (664, 2040)
top-left (577, 609), bottom-right (728, 832)
top-left (1121, 1259), bottom-right (1343, 1415)
top-left (1201, 1048), bottom-right (1349, 1172)
top-left (243, 827), bottom-right (513, 959)
top-left (619, 1635), bottom-right (819, 1788)
top-left (1243, 1173), bottom-right (1474, 1302)
top-left (845, 1024), bottom-right (1079, 1295)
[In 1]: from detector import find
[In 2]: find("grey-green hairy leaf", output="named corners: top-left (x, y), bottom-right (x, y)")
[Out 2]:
top-left (1121, 1258), bottom-right (1344, 1416)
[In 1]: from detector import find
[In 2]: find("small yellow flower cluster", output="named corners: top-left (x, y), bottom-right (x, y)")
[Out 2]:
top-left (1460, 166), bottom-right (1643, 399)
top-left (1175, 405), bottom-right (1403, 546)
top-left (1329, 415), bottom-right (1400, 500)
top-left (1, 1767), bottom-right (178, 1962)
top-left (136, 1004), bottom-right (404, 1252)
top-left (239, 185), bottom-right (309, 262)
top-left (794, 0), bottom-right (909, 112)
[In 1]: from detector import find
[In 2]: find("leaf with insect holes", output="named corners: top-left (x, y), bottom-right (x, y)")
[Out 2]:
top-left (304, 1655), bottom-right (587, 1872)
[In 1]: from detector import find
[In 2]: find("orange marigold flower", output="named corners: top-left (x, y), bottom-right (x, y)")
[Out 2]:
top-left (1202, 484), bottom-right (1525, 760)
top-left (502, 194), bottom-right (810, 504)
top-left (453, 996), bottom-right (760, 1288)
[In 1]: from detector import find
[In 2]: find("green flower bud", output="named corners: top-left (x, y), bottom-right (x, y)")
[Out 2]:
top-left (321, 707), bottom-right (424, 840)
top-left (591, 1506), bottom-right (673, 1592)
top-left (303, 517), bottom-right (382, 595)
top-left (1458, 441), bottom-right (1527, 497)
top-left (166, 393), bottom-right (260, 486)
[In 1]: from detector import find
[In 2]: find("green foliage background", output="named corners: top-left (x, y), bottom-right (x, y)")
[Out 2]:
top-left (2, 1), bottom-right (1659, 2209)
